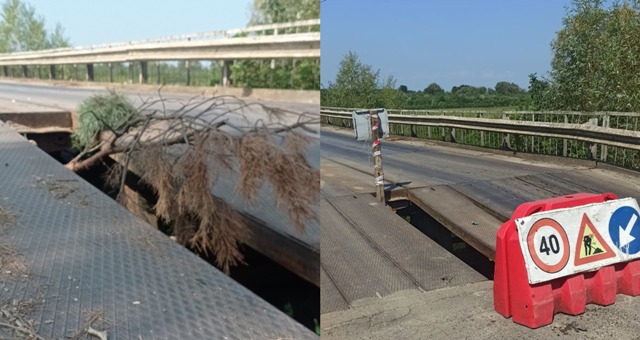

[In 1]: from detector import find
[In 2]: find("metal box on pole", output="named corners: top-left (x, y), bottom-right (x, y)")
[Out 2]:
top-left (352, 109), bottom-right (389, 141)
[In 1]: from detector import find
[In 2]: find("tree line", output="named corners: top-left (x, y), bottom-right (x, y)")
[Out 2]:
top-left (321, 51), bottom-right (529, 109)
top-left (529, 0), bottom-right (640, 112)
top-left (325, 0), bottom-right (640, 113)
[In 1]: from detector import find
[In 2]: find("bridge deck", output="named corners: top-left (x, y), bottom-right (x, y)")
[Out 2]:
top-left (0, 123), bottom-right (315, 339)
top-left (321, 127), bottom-right (640, 271)
top-left (408, 186), bottom-right (503, 260)
top-left (0, 98), bottom-right (73, 133)
top-left (320, 193), bottom-right (486, 314)
top-left (408, 170), bottom-right (640, 262)
top-left (320, 126), bottom-right (640, 337)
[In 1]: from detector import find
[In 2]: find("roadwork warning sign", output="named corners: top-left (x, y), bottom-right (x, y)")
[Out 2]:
top-left (517, 197), bottom-right (640, 284)
top-left (574, 214), bottom-right (614, 266)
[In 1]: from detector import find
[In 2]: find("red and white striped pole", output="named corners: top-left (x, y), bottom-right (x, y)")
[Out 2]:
top-left (370, 110), bottom-right (384, 203)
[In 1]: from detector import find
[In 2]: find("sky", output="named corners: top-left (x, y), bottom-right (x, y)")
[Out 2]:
top-left (24, 0), bottom-right (253, 46)
top-left (320, 0), bottom-right (572, 92)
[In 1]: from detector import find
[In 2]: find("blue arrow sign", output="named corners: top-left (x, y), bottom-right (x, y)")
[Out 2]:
top-left (609, 206), bottom-right (640, 255)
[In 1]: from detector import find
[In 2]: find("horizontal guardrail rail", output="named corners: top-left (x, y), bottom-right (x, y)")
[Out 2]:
top-left (320, 109), bottom-right (640, 150)
top-left (321, 108), bottom-right (640, 171)
top-left (321, 106), bottom-right (640, 118)
top-left (0, 20), bottom-right (320, 65)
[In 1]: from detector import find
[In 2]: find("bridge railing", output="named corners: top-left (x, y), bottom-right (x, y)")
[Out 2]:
top-left (320, 107), bottom-right (640, 170)
top-left (0, 19), bottom-right (320, 57)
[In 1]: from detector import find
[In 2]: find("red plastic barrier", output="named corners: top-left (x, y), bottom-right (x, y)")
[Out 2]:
top-left (494, 192), bottom-right (640, 328)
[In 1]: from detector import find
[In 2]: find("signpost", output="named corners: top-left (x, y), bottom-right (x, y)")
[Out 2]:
top-left (370, 110), bottom-right (384, 202)
top-left (352, 109), bottom-right (389, 203)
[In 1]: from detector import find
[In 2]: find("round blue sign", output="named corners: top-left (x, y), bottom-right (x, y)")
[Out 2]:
top-left (609, 206), bottom-right (640, 255)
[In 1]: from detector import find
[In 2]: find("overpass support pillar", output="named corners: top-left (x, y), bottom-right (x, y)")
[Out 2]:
top-left (290, 59), bottom-right (296, 88)
top-left (49, 65), bottom-right (57, 80)
top-left (222, 60), bottom-right (232, 87)
top-left (22, 65), bottom-right (28, 78)
top-left (156, 62), bottom-right (161, 84)
top-left (270, 59), bottom-right (275, 87)
top-left (128, 62), bottom-right (133, 84)
top-left (86, 63), bottom-right (94, 81)
top-left (2, 66), bottom-right (7, 77)
top-left (108, 63), bottom-right (113, 82)
top-left (185, 60), bottom-right (191, 86)
top-left (139, 61), bottom-right (148, 84)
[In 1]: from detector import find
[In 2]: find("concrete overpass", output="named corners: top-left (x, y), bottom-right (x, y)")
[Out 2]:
top-left (0, 19), bottom-right (320, 87)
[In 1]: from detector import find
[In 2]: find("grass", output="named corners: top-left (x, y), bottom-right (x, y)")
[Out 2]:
top-left (282, 302), bottom-right (320, 335)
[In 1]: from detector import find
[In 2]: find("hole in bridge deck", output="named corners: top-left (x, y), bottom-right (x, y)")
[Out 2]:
top-left (45, 145), bottom-right (320, 333)
top-left (393, 199), bottom-right (495, 280)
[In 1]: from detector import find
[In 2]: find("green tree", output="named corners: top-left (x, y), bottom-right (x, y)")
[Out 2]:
top-left (48, 23), bottom-right (69, 48)
top-left (528, 73), bottom-right (551, 110)
top-left (323, 51), bottom-right (403, 108)
top-left (541, 0), bottom-right (640, 111)
top-left (378, 74), bottom-right (404, 108)
top-left (398, 84), bottom-right (408, 93)
top-left (423, 82), bottom-right (444, 95)
top-left (0, 0), bottom-right (69, 53)
top-left (451, 84), bottom-right (486, 96)
top-left (0, 0), bottom-right (21, 52)
top-left (325, 51), bottom-right (377, 107)
top-left (249, 0), bottom-right (319, 24)
top-left (494, 81), bottom-right (524, 95)
top-left (235, 0), bottom-right (319, 90)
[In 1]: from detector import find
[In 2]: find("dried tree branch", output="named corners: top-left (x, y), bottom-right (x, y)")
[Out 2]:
top-left (66, 93), bottom-right (319, 273)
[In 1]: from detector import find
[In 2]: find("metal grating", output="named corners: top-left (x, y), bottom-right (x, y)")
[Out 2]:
top-left (0, 123), bottom-right (316, 339)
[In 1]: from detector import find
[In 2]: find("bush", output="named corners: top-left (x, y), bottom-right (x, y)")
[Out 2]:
top-left (72, 91), bottom-right (141, 149)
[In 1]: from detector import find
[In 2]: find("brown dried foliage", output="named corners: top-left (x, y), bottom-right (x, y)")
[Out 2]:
top-left (189, 201), bottom-right (247, 274)
top-left (75, 94), bottom-right (319, 273)
top-left (237, 133), bottom-right (272, 201)
top-left (0, 297), bottom-right (44, 340)
top-left (237, 131), bottom-right (319, 234)
top-left (104, 162), bottom-right (123, 190)
top-left (137, 135), bottom-right (249, 273)
top-left (0, 243), bottom-right (29, 279)
top-left (139, 146), bottom-right (176, 221)
top-left (0, 205), bottom-right (15, 229)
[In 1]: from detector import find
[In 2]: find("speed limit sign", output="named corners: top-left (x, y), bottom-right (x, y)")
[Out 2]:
top-left (526, 218), bottom-right (570, 273)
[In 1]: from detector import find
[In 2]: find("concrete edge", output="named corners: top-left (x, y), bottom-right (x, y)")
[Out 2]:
top-left (0, 77), bottom-right (320, 104)
top-left (321, 281), bottom-right (494, 322)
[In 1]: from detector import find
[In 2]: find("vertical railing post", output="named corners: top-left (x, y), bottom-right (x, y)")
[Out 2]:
top-left (563, 114), bottom-right (568, 157)
top-left (601, 114), bottom-right (609, 161)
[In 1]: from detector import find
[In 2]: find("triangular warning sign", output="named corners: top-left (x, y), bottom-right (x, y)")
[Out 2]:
top-left (574, 214), bottom-right (615, 266)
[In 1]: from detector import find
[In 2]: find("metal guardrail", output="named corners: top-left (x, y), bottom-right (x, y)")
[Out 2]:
top-left (320, 108), bottom-right (640, 154)
top-left (0, 20), bottom-right (320, 65)
top-left (321, 106), bottom-right (640, 118)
